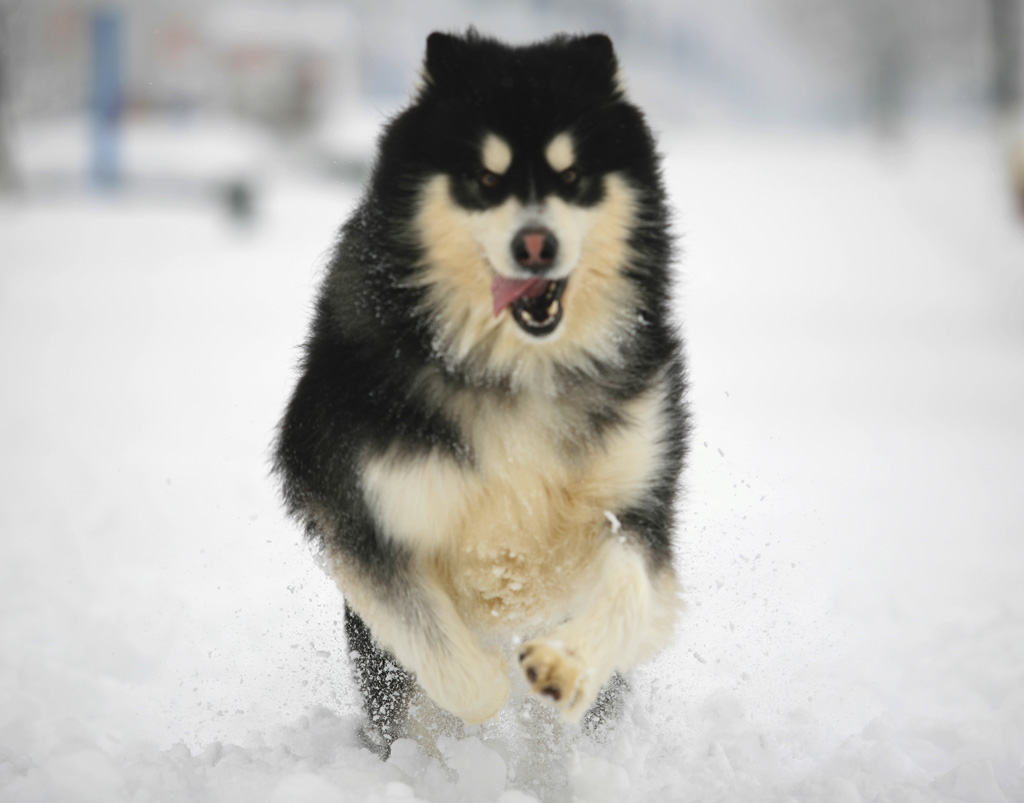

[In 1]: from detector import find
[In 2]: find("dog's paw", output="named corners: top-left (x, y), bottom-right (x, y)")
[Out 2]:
top-left (422, 650), bottom-right (510, 725)
top-left (518, 640), bottom-right (589, 718)
top-left (457, 661), bottom-right (511, 725)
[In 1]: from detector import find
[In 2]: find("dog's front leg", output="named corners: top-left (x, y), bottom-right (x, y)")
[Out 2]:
top-left (330, 555), bottom-right (510, 725)
top-left (518, 531), bottom-right (680, 721)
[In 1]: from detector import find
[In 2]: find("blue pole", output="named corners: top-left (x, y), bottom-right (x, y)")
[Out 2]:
top-left (91, 9), bottom-right (121, 189)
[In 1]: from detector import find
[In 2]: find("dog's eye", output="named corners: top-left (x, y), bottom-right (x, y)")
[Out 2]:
top-left (479, 170), bottom-right (500, 188)
top-left (560, 167), bottom-right (579, 185)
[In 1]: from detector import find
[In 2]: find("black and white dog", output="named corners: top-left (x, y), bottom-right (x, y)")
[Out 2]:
top-left (275, 30), bottom-right (688, 755)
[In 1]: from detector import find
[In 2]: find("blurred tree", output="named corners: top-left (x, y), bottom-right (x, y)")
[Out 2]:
top-left (89, 7), bottom-right (121, 189)
top-left (767, 0), bottom-right (990, 130)
top-left (990, 0), bottom-right (1024, 217)
top-left (861, 0), bottom-right (910, 140)
top-left (0, 4), bottom-right (17, 191)
top-left (989, 0), bottom-right (1022, 122)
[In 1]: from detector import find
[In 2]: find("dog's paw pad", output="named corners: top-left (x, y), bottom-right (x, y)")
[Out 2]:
top-left (518, 640), bottom-right (584, 712)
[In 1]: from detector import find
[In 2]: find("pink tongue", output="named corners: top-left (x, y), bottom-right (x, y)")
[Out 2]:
top-left (491, 275), bottom-right (548, 317)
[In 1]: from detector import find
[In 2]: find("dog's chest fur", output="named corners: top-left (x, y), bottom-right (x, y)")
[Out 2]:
top-left (361, 374), bottom-right (671, 633)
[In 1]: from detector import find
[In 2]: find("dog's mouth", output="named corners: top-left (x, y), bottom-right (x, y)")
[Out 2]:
top-left (491, 275), bottom-right (568, 337)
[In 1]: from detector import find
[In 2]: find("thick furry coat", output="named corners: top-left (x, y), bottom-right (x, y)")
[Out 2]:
top-left (275, 31), bottom-right (688, 753)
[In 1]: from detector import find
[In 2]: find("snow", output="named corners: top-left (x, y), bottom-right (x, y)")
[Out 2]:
top-left (2, 125), bottom-right (1024, 802)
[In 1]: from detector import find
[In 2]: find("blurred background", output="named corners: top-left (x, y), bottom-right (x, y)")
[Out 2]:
top-left (0, 0), bottom-right (1022, 206)
top-left (2, 2), bottom-right (1024, 800)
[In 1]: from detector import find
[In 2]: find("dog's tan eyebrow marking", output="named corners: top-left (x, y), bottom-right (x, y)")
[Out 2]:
top-left (545, 133), bottom-right (575, 173)
top-left (482, 133), bottom-right (513, 175)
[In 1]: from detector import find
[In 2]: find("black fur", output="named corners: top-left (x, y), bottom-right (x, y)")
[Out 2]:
top-left (345, 604), bottom-right (414, 758)
top-left (274, 30), bottom-right (688, 752)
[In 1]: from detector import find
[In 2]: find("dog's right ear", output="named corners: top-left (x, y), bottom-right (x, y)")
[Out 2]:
top-left (422, 31), bottom-right (468, 90)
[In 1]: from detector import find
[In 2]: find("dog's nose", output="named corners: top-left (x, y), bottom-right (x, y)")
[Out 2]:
top-left (511, 227), bottom-right (558, 273)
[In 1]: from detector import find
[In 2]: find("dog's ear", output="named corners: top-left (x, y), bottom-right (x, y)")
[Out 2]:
top-left (572, 34), bottom-right (621, 95)
top-left (578, 34), bottom-right (615, 64)
top-left (423, 31), bottom-right (469, 89)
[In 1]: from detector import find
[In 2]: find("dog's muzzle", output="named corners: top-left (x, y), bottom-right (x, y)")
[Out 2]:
top-left (487, 226), bottom-right (568, 337)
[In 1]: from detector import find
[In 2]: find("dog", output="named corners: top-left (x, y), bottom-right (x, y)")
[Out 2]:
top-left (274, 30), bottom-right (688, 757)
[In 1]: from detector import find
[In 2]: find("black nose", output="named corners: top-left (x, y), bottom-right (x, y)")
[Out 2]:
top-left (511, 228), bottom-right (558, 273)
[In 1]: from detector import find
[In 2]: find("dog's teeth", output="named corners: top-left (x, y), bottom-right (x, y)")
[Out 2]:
top-left (547, 300), bottom-right (559, 317)
top-left (522, 310), bottom-right (535, 323)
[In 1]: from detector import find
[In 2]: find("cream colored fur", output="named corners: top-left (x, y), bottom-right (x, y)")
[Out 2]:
top-left (410, 172), bottom-right (641, 392)
top-left (519, 543), bottom-right (679, 720)
top-left (482, 133), bottom-right (513, 175)
top-left (330, 157), bottom-right (679, 726)
top-left (346, 372), bottom-right (681, 722)
top-left (545, 132), bottom-right (575, 172)
top-left (325, 548), bottom-right (510, 724)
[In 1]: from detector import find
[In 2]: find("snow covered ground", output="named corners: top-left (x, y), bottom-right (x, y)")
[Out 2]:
top-left (1, 126), bottom-right (1023, 802)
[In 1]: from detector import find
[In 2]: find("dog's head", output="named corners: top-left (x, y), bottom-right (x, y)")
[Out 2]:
top-left (371, 31), bottom-right (671, 386)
